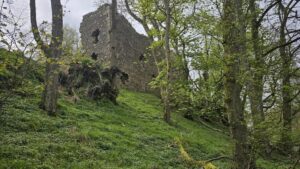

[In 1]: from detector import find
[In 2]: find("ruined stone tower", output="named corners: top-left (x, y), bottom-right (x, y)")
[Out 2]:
top-left (80, 4), bottom-right (158, 93)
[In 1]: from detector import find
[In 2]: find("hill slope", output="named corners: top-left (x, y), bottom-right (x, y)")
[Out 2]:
top-left (0, 90), bottom-right (293, 169)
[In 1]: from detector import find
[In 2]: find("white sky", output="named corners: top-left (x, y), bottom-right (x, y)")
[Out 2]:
top-left (13, 0), bottom-right (145, 34)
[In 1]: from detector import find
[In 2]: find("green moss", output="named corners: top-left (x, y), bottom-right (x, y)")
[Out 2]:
top-left (0, 90), bottom-right (293, 169)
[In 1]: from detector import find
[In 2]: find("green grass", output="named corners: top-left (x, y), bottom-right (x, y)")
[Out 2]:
top-left (0, 90), bottom-right (293, 169)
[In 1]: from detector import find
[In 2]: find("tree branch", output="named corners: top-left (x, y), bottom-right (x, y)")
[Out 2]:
top-left (124, 0), bottom-right (153, 41)
top-left (29, 0), bottom-right (47, 52)
top-left (124, 0), bottom-right (143, 24)
top-left (257, 1), bottom-right (279, 26)
top-left (289, 90), bottom-right (300, 103)
top-left (263, 36), bottom-right (300, 56)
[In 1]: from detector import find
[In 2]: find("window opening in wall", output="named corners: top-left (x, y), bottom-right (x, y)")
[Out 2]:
top-left (91, 52), bottom-right (98, 60)
top-left (139, 54), bottom-right (145, 61)
top-left (91, 29), bottom-right (100, 43)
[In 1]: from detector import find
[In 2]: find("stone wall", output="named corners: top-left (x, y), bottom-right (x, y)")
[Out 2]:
top-left (80, 4), bottom-right (158, 93)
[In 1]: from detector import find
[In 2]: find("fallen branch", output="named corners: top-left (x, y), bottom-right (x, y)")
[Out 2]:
top-left (175, 138), bottom-right (231, 169)
top-left (197, 118), bottom-right (230, 136)
top-left (205, 156), bottom-right (233, 163)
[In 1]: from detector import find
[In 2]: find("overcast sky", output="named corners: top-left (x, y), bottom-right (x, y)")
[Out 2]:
top-left (14, 0), bottom-right (145, 34)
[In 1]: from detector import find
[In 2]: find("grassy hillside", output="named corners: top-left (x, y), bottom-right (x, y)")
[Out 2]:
top-left (0, 90), bottom-right (293, 169)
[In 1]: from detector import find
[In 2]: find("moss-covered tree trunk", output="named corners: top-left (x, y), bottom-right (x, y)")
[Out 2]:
top-left (249, 0), bottom-right (271, 157)
top-left (30, 0), bottom-right (63, 115)
top-left (279, 7), bottom-right (292, 152)
top-left (223, 0), bottom-right (254, 168)
top-left (41, 61), bottom-right (60, 115)
top-left (249, 0), bottom-right (265, 126)
top-left (163, 0), bottom-right (171, 123)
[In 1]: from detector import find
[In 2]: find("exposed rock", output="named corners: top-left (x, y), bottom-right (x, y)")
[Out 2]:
top-left (80, 4), bottom-right (158, 93)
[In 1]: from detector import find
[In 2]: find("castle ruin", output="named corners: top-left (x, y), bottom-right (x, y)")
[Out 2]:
top-left (80, 4), bottom-right (158, 93)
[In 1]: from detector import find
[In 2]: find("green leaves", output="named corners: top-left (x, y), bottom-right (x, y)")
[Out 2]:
top-left (149, 40), bottom-right (164, 49)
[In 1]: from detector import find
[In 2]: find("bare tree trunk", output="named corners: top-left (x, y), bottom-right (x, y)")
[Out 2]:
top-left (109, 0), bottom-right (117, 65)
top-left (30, 0), bottom-right (63, 115)
top-left (163, 0), bottom-right (171, 123)
top-left (223, 0), bottom-right (254, 168)
top-left (111, 0), bottom-right (117, 30)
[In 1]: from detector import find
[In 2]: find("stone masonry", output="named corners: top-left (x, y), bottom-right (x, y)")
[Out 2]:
top-left (80, 4), bottom-right (158, 93)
